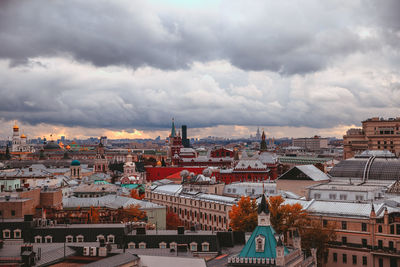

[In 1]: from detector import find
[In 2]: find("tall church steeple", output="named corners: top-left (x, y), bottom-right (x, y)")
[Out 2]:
top-left (258, 194), bottom-right (270, 226)
top-left (260, 130), bottom-right (267, 151)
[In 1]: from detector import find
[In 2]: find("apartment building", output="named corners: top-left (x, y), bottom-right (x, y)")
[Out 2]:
top-left (344, 117), bottom-right (400, 159)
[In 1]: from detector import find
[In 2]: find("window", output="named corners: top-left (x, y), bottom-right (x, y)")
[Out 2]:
top-left (255, 235), bottom-right (265, 252)
top-left (342, 237), bottom-right (347, 245)
top-left (379, 258), bottom-right (383, 267)
top-left (139, 242), bottom-right (146, 249)
top-left (34, 235), bottom-right (42, 243)
top-left (107, 235), bottom-right (115, 243)
top-left (378, 225), bottom-right (382, 233)
top-left (170, 242), bottom-right (177, 250)
top-left (352, 255), bottom-right (357, 265)
top-left (3, 229), bottom-right (10, 239)
top-left (356, 195), bottom-right (364, 201)
top-left (329, 194), bottom-right (336, 200)
top-left (159, 242), bottom-right (167, 249)
top-left (76, 235), bottom-right (84, 242)
top-left (340, 194), bottom-right (347, 200)
top-left (323, 220), bottom-right (327, 227)
top-left (66, 235), bottom-right (73, 243)
top-left (396, 224), bottom-right (400, 235)
top-left (202, 242), bottom-right (210, 252)
top-left (378, 240), bottom-right (383, 249)
top-left (45, 236), bottom-right (52, 243)
top-left (343, 254), bottom-right (347, 263)
top-left (333, 252), bottom-right (337, 262)
top-left (391, 224), bottom-right (395, 234)
top-left (128, 242), bottom-right (135, 249)
top-left (342, 221), bottom-right (347, 230)
top-left (96, 235), bottom-right (105, 242)
top-left (362, 223), bottom-right (367, 232)
top-left (362, 239), bottom-right (367, 247)
top-left (314, 193), bottom-right (321, 199)
top-left (11, 210), bottom-right (15, 216)
top-left (13, 229), bottom-right (21, 239)
top-left (362, 256), bottom-right (367, 265)
top-left (190, 242), bottom-right (197, 251)
top-left (389, 241), bottom-right (394, 250)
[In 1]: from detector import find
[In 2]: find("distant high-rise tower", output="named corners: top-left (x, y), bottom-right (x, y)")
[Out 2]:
top-left (182, 125), bottom-right (190, 148)
top-left (255, 127), bottom-right (261, 140)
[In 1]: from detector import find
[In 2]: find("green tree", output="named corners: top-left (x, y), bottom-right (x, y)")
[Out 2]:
top-left (5, 145), bottom-right (10, 160)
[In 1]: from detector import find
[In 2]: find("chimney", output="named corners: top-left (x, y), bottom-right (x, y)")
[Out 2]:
top-left (177, 226), bottom-right (185, 235)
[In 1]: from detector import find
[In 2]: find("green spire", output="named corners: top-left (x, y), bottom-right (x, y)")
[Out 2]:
top-left (170, 118), bottom-right (176, 138)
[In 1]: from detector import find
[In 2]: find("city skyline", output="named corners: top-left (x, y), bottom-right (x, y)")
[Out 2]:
top-left (0, 1), bottom-right (399, 139)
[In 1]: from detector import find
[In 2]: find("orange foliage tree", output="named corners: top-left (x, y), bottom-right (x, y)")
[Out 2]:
top-left (119, 204), bottom-right (147, 222)
top-left (229, 196), bottom-right (258, 232)
top-left (301, 219), bottom-right (337, 264)
top-left (130, 189), bottom-right (144, 200)
top-left (88, 206), bottom-right (100, 223)
top-left (268, 195), bottom-right (308, 234)
top-left (166, 211), bottom-right (182, 230)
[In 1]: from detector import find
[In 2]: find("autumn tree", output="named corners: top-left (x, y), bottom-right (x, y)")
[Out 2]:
top-left (166, 211), bottom-right (181, 230)
top-left (130, 189), bottom-right (144, 200)
top-left (301, 219), bottom-right (337, 266)
top-left (119, 204), bottom-right (147, 223)
top-left (229, 196), bottom-right (258, 232)
top-left (88, 206), bottom-right (100, 223)
top-left (268, 195), bottom-right (308, 235)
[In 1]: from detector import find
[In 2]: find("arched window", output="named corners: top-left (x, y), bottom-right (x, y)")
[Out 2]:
top-left (45, 235), bottom-right (52, 243)
top-left (202, 242), bottom-right (210, 252)
top-left (3, 229), bottom-right (10, 239)
top-left (76, 235), bottom-right (84, 242)
top-left (190, 242), bottom-right (198, 251)
top-left (13, 229), bottom-right (21, 239)
top-left (128, 242), bottom-right (135, 249)
top-left (107, 235), bottom-right (115, 243)
top-left (159, 242), bottom-right (167, 249)
top-left (66, 235), bottom-right (73, 243)
top-left (96, 235), bottom-right (105, 242)
top-left (170, 242), bottom-right (177, 250)
top-left (139, 242), bottom-right (146, 249)
top-left (34, 235), bottom-right (42, 243)
top-left (255, 235), bottom-right (265, 252)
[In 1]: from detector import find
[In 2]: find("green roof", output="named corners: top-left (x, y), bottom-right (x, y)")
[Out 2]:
top-left (94, 180), bottom-right (111, 185)
top-left (239, 226), bottom-right (288, 259)
top-left (121, 184), bottom-right (143, 190)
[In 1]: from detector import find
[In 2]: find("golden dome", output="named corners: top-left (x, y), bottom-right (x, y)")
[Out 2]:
top-left (20, 134), bottom-right (27, 138)
top-left (13, 122), bottom-right (19, 130)
top-left (156, 160), bottom-right (162, 166)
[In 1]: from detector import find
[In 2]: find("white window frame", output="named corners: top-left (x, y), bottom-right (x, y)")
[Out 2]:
top-left (128, 242), bottom-right (136, 249)
top-left (66, 235), bottom-right (73, 243)
top-left (45, 235), bottom-right (52, 243)
top-left (107, 235), bottom-right (115, 243)
top-left (170, 242), bottom-right (177, 250)
top-left (202, 242), bottom-right (210, 252)
top-left (255, 235), bottom-right (265, 252)
top-left (76, 235), bottom-right (84, 242)
top-left (13, 229), bottom-right (21, 239)
top-left (190, 242), bottom-right (198, 252)
top-left (138, 242), bottom-right (146, 249)
top-left (159, 242), bottom-right (167, 249)
top-left (96, 234), bottom-right (105, 242)
top-left (3, 229), bottom-right (10, 239)
top-left (34, 235), bottom-right (42, 243)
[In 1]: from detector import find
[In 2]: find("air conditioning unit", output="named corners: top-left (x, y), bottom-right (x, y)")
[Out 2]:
top-left (83, 247), bottom-right (90, 256)
top-left (98, 247), bottom-right (107, 257)
top-left (90, 247), bottom-right (97, 256)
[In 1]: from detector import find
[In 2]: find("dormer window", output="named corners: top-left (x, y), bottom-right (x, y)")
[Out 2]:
top-left (255, 235), bottom-right (265, 252)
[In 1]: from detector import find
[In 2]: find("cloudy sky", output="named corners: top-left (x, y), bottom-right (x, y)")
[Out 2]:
top-left (0, 0), bottom-right (399, 140)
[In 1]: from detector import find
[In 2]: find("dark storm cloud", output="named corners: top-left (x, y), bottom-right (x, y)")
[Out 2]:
top-left (0, 0), bottom-right (400, 133)
top-left (0, 0), bottom-right (389, 75)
